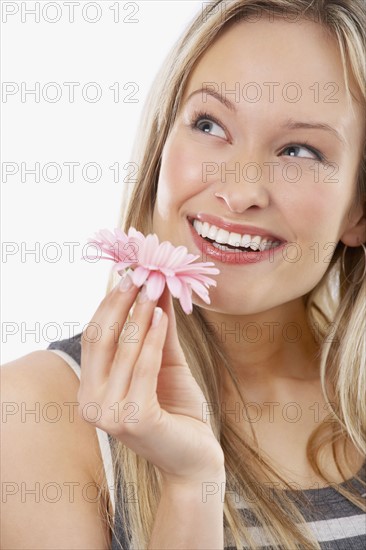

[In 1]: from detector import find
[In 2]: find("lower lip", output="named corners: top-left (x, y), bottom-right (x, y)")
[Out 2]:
top-left (188, 220), bottom-right (286, 265)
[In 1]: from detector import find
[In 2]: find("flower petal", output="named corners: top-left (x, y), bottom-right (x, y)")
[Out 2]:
top-left (171, 252), bottom-right (200, 267)
top-left (87, 226), bottom-right (220, 314)
top-left (131, 266), bottom-right (150, 287)
top-left (113, 261), bottom-right (132, 272)
top-left (166, 276), bottom-right (182, 297)
top-left (115, 227), bottom-right (128, 241)
top-left (178, 283), bottom-right (193, 314)
top-left (165, 245), bottom-right (190, 268)
top-left (141, 233), bottom-right (160, 265)
top-left (145, 271), bottom-right (166, 301)
top-left (124, 238), bottom-right (141, 267)
top-left (175, 263), bottom-right (220, 275)
top-left (98, 228), bottom-right (117, 244)
top-left (127, 226), bottom-right (145, 240)
top-left (152, 241), bottom-right (174, 267)
top-left (187, 281), bottom-right (210, 304)
top-left (176, 273), bottom-right (218, 288)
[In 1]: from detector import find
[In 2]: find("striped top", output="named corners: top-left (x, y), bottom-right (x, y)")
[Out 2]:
top-left (47, 333), bottom-right (366, 550)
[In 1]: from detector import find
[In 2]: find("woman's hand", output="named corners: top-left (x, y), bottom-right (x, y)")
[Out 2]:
top-left (78, 273), bottom-right (225, 485)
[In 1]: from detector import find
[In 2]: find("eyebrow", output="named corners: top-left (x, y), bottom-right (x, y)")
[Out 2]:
top-left (185, 88), bottom-right (237, 112)
top-left (185, 88), bottom-right (345, 144)
top-left (281, 119), bottom-right (345, 144)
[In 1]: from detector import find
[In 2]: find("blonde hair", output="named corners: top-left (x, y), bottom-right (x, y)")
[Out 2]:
top-left (96, 1), bottom-right (366, 548)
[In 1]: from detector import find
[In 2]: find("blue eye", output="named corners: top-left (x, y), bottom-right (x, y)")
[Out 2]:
top-left (281, 144), bottom-right (324, 162)
top-left (190, 111), bottom-right (227, 139)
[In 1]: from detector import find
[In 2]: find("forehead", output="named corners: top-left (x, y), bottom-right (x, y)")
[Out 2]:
top-left (182, 17), bottom-right (358, 112)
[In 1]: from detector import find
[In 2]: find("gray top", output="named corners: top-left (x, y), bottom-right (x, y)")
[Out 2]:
top-left (47, 333), bottom-right (366, 549)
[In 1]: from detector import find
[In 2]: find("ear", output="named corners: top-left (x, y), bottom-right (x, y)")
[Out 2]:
top-left (340, 203), bottom-right (366, 247)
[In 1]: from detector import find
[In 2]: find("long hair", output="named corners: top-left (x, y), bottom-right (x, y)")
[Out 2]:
top-left (95, 1), bottom-right (366, 548)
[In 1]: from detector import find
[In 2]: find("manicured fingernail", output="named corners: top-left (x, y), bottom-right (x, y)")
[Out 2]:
top-left (137, 285), bottom-right (149, 303)
top-left (119, 272), bottom-right (133, 292)
top-left (152, 307), bottom-right (163, 328)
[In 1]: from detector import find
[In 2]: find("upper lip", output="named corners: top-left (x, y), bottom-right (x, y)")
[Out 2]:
top-left (187, 213), bottom-right (287, 242)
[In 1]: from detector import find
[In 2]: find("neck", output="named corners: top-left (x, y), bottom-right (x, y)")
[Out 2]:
top-left (201, 297), bottom-right (321, 384)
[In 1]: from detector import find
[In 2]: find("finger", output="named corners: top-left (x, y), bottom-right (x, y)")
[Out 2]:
top-left (80, 272), bottom-right (140, 388)
top-left (107, 285), bottom-right (160, 400)
top-left (127, 307), bottom-right (169, 404)
top-left (156, 286), bottom-right (188, 366)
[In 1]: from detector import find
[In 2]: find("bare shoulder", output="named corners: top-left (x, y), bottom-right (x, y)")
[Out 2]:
top-left (1, 350), bottom-right (112, 550)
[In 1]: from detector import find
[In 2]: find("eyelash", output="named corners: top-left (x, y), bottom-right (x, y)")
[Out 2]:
top-left (189, 109), bottom-right (229, 138)
top-left (189, 109), bottom-right (326, 163)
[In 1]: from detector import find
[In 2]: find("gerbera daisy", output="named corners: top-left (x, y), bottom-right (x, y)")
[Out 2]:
top-left (84, 227), bottom-right (220, 314)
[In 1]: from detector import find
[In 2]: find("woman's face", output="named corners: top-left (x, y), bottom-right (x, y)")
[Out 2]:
top-left (152, 16), bottom-right (365, 315)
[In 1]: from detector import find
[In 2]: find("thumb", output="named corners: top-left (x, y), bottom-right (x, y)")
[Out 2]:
top-left (157, 286), bottom-right (187, 366)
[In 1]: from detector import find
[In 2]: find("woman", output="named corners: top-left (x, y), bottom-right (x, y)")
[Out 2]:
top-left (2, 0), bottom-right (365, 548)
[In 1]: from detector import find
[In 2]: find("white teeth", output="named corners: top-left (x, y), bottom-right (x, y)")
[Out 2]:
top-left (250, 236), bottom-right (262, 251)
top-left (241, 234), bottom-right (252, 248)
top-left (194, 220), bottom-right (203, 235)
top-left (215, 228), bottom-right (230, 244)
top-left (192, 219), bottom-right (280, 250)
top-left (207, 224), bottom-right (219, 240)
top-left (201, 221), bottom-right (210, 238)
top-left (228, 232), bottom-right (242, 247)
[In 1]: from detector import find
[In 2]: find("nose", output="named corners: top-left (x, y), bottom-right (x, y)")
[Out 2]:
top-left (213, 161), bottom-right (270, 214)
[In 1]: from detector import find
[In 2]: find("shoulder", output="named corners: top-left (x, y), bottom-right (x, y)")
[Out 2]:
top-left (1, 350), bottom-right (112, 548)
top-left (1, 348), bottom-right (103, 482)
top-left (2, 348), bottom-right (80, 392)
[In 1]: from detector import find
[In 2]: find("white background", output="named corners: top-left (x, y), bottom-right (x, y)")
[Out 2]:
top-left (1, 0), bottom-right (204, 364)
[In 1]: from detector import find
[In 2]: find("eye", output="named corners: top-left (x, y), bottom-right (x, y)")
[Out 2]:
top-left (281, 143), bottom-right (324, 162)
top-left (190, 110), bottom-right (227, 139)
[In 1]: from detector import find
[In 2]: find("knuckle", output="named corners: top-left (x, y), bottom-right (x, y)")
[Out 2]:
top-left (141, 341), bottom-right (159, 357)
top-left (137, 348), bottom-right (161, 371)
top-left (133, 363), bottom-right (151, 378)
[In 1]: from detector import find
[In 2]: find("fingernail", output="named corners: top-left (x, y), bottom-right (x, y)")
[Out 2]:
top-left (119, 272), bottom-right (133, 292)
top-left (152, 307), bottom-right (163, 328)
top-left (137, 285), bottom-right (149, 304)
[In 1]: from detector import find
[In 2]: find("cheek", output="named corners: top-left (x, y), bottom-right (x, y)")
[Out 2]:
top-left (281, 172), bottom-right (349, 243)
top-left (279, 177), bottom-right (352, 272)
top-left (156, 135), bottom-right (209, 211)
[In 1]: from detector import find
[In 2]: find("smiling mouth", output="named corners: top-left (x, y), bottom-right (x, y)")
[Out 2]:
top-left (188, 217), bottom-right (283, 252)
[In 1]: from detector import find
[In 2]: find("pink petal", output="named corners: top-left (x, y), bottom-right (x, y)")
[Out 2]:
top-left (127, 227), bottom-right (145, 240)
top-left (186, 280), bottom-right (211, 304)
top-left (159, 268), bottom-right (176, 278)
top-left (177, 273), bottom-right (218, 288)
top-left (165, 245), bottom-right (190, 268)
top-left (127, 228), bottom-right (145, 259)
top-left (152, 241), bottom-right (174, 267)
top-left (171, 252), bottom-right (201, 267)
top-left (175, 264), bottom-right (220, 274)
top-left (141, 234), bottom-right (160, 265)
top-left (131, 266), bottom-right (150, 286)
top-left (178, 283), bottom-right (193, 314)
top-left (98, 228), bottom-right (117, 244)
top-left (145, 271), bottom-right (166, 301)
top-left (113, 262), bottom-right (130, 272)
top-left (115, 227), bottom-right (128, 241)
top-left (87, 226), bottom-right (220, 314)
top-left (124, 238), bottom-right (140, 265)
top-left (109, 242), bottom-right (129, 263)
top-left (166, 276), bottom-right (182, 297)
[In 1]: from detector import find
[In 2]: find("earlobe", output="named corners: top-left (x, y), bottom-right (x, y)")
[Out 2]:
top-left (340, 213), bottom-right (366, 247)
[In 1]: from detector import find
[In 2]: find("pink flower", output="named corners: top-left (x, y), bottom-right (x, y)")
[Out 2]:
top-left (84, 227), bottom-right (220, 314)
